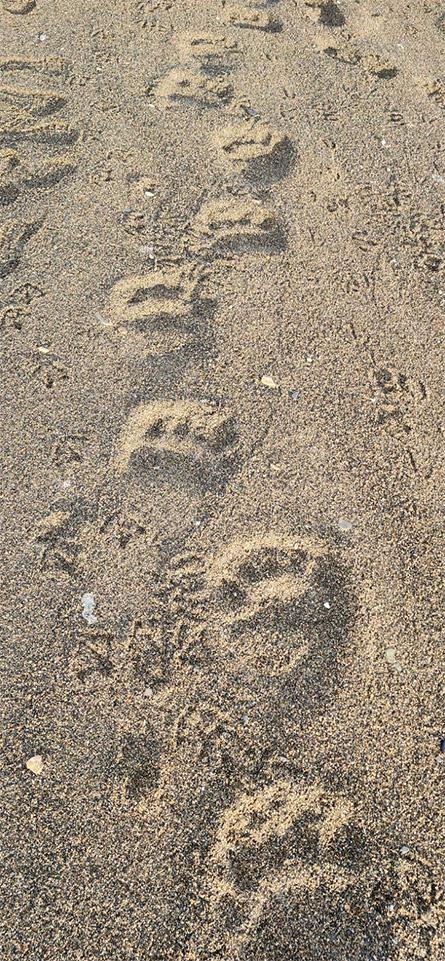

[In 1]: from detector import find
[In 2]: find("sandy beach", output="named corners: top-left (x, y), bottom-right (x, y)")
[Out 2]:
top-left (1, 1), bottom-right (445, 958)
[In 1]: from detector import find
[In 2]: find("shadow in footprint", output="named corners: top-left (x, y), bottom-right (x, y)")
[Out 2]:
top-left (280, 554), bottom-right (357, 713)
top-left (239, 881), bottom-right (394, 961)
top-left (132, 440), bottom-right (237, 495)
top-left (319, 1), bottom-right (346, 28)
top-left (117, 730), bottom-right (160, 801)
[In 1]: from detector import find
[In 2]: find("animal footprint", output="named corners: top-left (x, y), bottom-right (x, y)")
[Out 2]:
top-left (116, 513), bottom-right (146, 548)
top-left (304, 0), bottom-right (346, 28)
top-left (315, 38), bottom-right (398, 79)
top-left (0, 83), bottom-right (77, 145)
top-left (127, 618), bottom-right (171, 690)
top-left (191, 196), bottom-right (285, 256)
top-left (114, 400), bottom-right (238, 493)
top-left (214, 121), bottom-right (293, 181)
top-left (208, 535), bottom-right (324, 629)
top-left (206, 535), bottom-right (323, 673)
top-left (236, 848), bottom-right (444, 961)
top-left (424, 76), bottom-right (445, 109)
top-left (0, 56), bottom-right (67, 76)
top-left (0, 85), bottom-right (66, 117)
top-left (116, 729), bottom-right (160, 802)
top-left (126, 552), bottom-right (206, 688)
top-left (211, 779), bottom-right (354, 890)
top-left (223, 4), bottom-right (281, 32)
top-left (29, 351), bottom-right (68, 389)
top-left (360, 53), bottom-right (398, 80)
top-left (371, 366), bottom-right (426, 438)
top-left (32, 157), bottom-right (74, 189)
top-left (107, 266), bottom-right (206, 355)
top-left (387, 853), bottom-right (444, 961)
top-left (174, 32), bottom-right (240, 70)
top-left (71, 628), bottom-right (115, 683)
top-left (35, 509), bottom-right (80, 575)
top-left (2, 0), bottom-right (35, 12)
top-left (0, 217), bottom-right (41, 278)
top-left (205, 533), bottom-right (355, 695)
top-left (0, 303), bottom-right (27, 331)
top-left (233, 868), bottom-right (392, 961)
top-left (156, 68), bottom-right (233, 107)
top-left (0, 147), bottom-right (75, 204)
top-left (189, 779), bottom-right (373, 959)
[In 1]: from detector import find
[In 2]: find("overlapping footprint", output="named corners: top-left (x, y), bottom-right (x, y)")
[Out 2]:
top-left (186, 768), bottom-right (442, 960)
top-left (205, 533), bottom-right (354, 699)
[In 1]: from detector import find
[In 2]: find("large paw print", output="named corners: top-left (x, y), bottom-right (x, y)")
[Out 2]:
top-left (205, 534), bottom-right (354, 689)
top-left (213, 121), bottom-right (294, 183)
top-left (114, 399), bottom-right (239, 493)
top-left (191, 196), bottom-right (286, 256)
top-left (187, 778), bottom-right (379, 961)
top-left (234, 868), bottom-right (393, 961)
top-left (210, 778), bottom-right (355, 893)
top-left (156, 68), bottom-right (234, 107)
top-left (174, 31), bottom-right (240, 70)
top-left (237, 850), bottom-right (444, 961)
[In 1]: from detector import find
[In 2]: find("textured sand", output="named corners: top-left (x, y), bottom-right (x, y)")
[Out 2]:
top-left (1, 1), bottom-right (445, 959)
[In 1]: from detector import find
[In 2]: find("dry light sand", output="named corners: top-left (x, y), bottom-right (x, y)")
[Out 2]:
top-left (1, 0), bottom-right (445, 958)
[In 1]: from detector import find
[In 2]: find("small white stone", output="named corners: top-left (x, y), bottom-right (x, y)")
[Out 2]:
top-left (385, 648), bottom-right (402, 673)
top-left (338, 518), bottom-right (353, 532)
top-left (81, 593), bottom-right (97, 625)
top-left (38, 32), bottom-right (47, 41)
top-left (261, 375), bottom-right (279, 389)
top-left (323, 601), bottom-right (331, 609)
top-left (95, 312), bottom-right (111, 327)
top-left (26, 755), bottom-right (44, 775)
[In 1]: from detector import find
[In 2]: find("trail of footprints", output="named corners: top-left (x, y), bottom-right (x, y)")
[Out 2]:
top-left (303, 0), bottom-right (445, 111)
top-left (111, 3), bottom-right (292, 480)
top-left (0, 57), bottom-right (78, 278)
top-left (20, 3), bottom-right (440, 957)
top-left (106, 537), bottom-right (440, 959)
